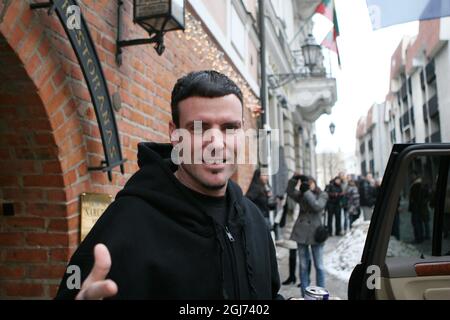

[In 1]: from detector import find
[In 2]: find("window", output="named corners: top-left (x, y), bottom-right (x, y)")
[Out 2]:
top-left (426, 59), bottom-right (436, 83)
top-left (231, 5), bottom-right (246, 59)
top-left (388, 155), bottom-right (450, 258)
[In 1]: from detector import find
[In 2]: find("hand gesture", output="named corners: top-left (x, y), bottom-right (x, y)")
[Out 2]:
top-left (75, 244), bottom-right (118, 300)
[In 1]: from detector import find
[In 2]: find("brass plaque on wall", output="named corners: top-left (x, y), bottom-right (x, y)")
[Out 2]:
top-left (80, 193), bottom-right (113, 242)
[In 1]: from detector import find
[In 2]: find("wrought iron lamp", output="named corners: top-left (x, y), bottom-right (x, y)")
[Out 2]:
top-left (302, 34), bottom-right (322, 71)
top-left (116, 0), bottom-right (185, 65)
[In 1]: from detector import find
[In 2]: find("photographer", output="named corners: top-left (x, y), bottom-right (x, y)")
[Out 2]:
top-left (287, 174), bottom-right (328, 297)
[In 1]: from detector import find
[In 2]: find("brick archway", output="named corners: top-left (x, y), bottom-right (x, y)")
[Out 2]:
top-left (0, 2), bottom-right (88, 299)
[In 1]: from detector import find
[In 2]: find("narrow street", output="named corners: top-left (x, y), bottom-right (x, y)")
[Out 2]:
top-left (276, 235), bottom-right (349, 300)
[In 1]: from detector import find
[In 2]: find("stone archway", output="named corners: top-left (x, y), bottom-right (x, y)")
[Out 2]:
top-left (0, 2), bottom-right (88, 299)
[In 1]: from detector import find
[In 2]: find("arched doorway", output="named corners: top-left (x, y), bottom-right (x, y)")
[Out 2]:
top-left (0, 11), bottom-right (87, 297)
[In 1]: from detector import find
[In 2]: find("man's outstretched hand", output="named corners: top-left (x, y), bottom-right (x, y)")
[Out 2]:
top-left (75, 244), bottom-right (118, 300)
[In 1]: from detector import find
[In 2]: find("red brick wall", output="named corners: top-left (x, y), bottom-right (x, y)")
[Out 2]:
top-left (0, 0), bottom-right (258, 299)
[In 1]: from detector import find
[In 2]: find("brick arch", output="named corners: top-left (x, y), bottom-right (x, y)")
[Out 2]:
top-left (0, 2), bottom-right (88, 299)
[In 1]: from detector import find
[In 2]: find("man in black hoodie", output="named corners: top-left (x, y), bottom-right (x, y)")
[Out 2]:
top-left (55, 70), bottom-right (282, 300)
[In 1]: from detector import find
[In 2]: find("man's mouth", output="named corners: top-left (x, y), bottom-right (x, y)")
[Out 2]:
top-left (202, 158), bottom-right (233, 165)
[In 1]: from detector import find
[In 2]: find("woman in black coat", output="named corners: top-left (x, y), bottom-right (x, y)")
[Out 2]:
top-left (246, 169), bottom-right (276, 228)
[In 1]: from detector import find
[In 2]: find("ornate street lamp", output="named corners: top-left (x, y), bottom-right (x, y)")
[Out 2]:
top-left (116, 0), bottom-right (185, 64)
top-left (329, 122), bottom-right (336, 135)
top-left (301, 34), bottom-right (322, 71)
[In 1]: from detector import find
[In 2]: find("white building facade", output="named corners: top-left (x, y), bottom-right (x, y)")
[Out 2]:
top-left (357, 17), bottom-right (450, 181)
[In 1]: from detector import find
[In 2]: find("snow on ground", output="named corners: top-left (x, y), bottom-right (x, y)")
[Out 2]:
top-left (324, 216), bottom-right (421, 282)
top-left (324, 217), bottom-right (369, 282)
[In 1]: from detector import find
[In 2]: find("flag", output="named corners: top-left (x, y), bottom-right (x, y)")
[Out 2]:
top-left (316, 0), bottom-right (334, 22)
top-left (367, 0), bottom-right (450, 30)
top-left (316, 1), bottom-right (341, 67)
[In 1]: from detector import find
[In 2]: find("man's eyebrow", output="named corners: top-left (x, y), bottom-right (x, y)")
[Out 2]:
top-left (185, 120), bottom-right (208, 127)
top-left (222, 121), bottom-right (242, 127)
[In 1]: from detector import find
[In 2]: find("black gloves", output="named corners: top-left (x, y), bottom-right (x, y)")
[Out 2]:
top-left (291, 174), bottom-right (310, 194)
top-left (300, 181), bottom-right (310, 193)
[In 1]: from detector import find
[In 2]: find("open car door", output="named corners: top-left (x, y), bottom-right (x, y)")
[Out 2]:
top-left (348, 144), bottom-right (450, 300)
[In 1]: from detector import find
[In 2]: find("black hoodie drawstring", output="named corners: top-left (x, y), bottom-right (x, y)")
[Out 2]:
top-left (234, 202), bottom-right (258, 299)
top-left (211, 219), bottom-right (228, 299)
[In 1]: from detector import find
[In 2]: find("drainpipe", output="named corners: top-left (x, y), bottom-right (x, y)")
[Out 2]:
top-left (258, 0), bottom-right (267, 129)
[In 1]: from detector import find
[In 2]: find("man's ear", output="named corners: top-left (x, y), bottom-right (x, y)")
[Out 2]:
top-left (169, 121), bottom-right (178, 147)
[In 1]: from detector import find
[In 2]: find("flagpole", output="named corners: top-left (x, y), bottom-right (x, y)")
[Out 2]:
top-left (258, 0), bottom-right (267, 130)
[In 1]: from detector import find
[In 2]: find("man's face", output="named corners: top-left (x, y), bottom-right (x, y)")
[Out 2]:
top-left (170, 95), bottom-right (244, 192)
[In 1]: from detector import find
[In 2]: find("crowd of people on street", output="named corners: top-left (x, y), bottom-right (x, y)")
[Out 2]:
top-left (246, 168), bottom-right (381, 297)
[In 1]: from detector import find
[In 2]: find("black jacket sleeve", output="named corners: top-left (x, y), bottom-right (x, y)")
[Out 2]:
top-left (55, 198), bottom-right (138, 299)
top-left (286, 177), bottom-right (302, 203)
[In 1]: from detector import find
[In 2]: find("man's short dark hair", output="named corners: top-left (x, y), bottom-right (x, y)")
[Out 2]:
top-left (170, 70), bottom-right (244, 127)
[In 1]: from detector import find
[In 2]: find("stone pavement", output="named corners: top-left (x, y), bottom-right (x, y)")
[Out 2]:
top-left (275, 235), bottom-right (349, 300)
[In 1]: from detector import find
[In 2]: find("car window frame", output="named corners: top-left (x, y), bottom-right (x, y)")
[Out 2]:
top-left (349, 143), bottom-right (450, 300)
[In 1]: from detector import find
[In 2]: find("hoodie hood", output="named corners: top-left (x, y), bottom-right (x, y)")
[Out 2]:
top-left (116, 142), bottom-right (245, 237)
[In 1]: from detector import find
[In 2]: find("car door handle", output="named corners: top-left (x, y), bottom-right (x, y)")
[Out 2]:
top-left (415, 262), bottom-right (450, 277)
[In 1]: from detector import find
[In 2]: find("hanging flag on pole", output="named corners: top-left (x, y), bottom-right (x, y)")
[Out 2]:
top-left (316, 0), bottom-right (334, 21)
top-left (315, 0), bottom-right (341, 67)
top-left (366, 0), bottom-right (450, 30)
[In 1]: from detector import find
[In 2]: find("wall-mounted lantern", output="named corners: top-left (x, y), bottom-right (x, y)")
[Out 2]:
top-left (116, 0), bottom-right (185, 65)
top-left (301, 34), bottom-right (322, 72)
top-left (329, 122), bottom-right (336, 135)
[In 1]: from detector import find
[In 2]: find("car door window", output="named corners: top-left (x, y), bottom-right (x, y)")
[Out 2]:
top-left (387, 155), bottom-right (449, 258)
top-left (442, 169), bottom-right (450, 255)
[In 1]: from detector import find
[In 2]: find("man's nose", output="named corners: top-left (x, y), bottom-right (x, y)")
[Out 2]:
top-left (205, 129), bottom-right (225, 151)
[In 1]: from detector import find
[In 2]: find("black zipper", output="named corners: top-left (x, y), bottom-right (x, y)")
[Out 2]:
top-left (224, 225), bottom-right (240, 299)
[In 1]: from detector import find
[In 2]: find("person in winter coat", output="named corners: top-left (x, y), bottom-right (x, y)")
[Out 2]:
top-left (326, 177), bottom-right (344, 236)
top-left (346, 179), bottom-right (360, 228)
top-left (409, 172), bottom-right (430, 244)
top-left (55, 70), bottom-right (282, 300)
top-left (359, 173), bottom-right (376, 221)
top-left (287, 174), bottom-right (328, 297)
top-left (246, 169), bottom-right (277, 229)
top-left (280, 187), bottom-right (300, 286)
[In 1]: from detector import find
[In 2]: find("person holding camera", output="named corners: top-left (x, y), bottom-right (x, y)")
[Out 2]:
top-left (287, 174), bottom-right (328, 297)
